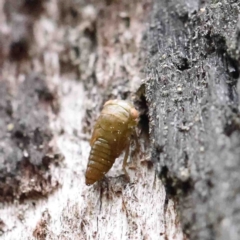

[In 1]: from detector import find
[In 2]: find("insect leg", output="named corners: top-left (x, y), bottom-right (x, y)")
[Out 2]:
top-left (133, 129), bottom-right (140, 151)
top-left (122, 144), bottom-right (130, 180)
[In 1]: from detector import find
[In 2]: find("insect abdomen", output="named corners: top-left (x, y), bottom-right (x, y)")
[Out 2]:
top-left (85, 138), bottom-right (115, 185)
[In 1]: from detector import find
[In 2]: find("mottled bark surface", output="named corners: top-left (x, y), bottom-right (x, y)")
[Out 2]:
top-left (0, 0), bottom-right (184, 239)
top-left (2, 0), bottom-right (239, 239)
top-left (145, 0), bottom-right (240, 240)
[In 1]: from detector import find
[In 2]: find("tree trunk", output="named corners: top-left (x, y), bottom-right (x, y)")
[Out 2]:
top-left (145, 1), bottom-right (240, 240)
top-left (0, 0), bottom-right (183, 239)
top-left (1, 0), bottom-right (239, 239)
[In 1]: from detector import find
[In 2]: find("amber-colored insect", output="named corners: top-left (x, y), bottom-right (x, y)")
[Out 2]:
top-left (85, 99), bottom-right (139, 185)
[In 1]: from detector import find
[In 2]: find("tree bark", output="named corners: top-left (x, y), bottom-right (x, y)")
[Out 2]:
top-left (1, 0), bottom-right (239, 239)
top-left (145, 1), bottom-right (240, 240)
top-left (0, 0), bottom-right (184, 239)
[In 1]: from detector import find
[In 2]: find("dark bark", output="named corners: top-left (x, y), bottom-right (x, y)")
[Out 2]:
top-left (145, 1), bottom-right (240, 239)
top-left (0, 0), bottom-right (60, 202)
top-left (1, 1), bottom-right (185, 239)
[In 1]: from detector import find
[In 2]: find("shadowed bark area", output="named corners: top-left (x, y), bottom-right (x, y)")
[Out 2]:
top-left (145, 1), bottom-right (240, 239)
top-left (0, 73), bottom-right (60, 201)
top-left (0, 0), bottom-right (184, 239)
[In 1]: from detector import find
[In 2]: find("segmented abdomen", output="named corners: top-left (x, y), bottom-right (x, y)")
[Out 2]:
top-left (85, 138), bottom-right (115, 185)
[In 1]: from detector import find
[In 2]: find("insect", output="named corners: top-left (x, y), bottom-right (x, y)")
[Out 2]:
top-left (85, 99), bottom-right (139, 185)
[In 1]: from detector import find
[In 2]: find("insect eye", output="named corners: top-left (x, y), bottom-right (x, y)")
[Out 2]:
top-left (130, 108), bottom-right (139, 119)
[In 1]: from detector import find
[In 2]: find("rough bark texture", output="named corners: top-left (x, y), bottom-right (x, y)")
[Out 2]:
top-left (1, 0), bottom-right (239, 239)
top-left (145, 0), bottom-right (240, 240)
top-left (0, 0), bottom-right (184, 239)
